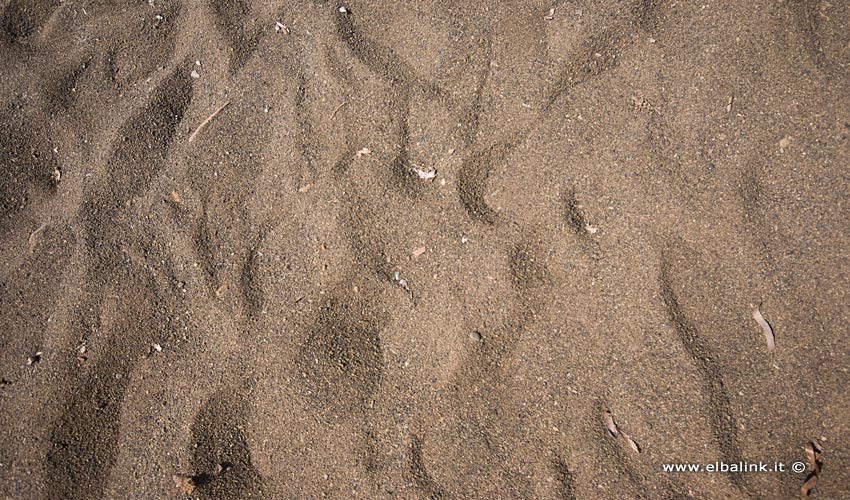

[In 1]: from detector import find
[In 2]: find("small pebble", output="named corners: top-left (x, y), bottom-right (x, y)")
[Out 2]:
top-left (470, 331), bottom-right (482, 342)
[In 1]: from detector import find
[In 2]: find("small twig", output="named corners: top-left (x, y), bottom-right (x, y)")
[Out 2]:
top-left (188, 102), bottom-right (230, 143)
top-left (331, 101), bottom-right (347, 117)
top-left (28, 222), bottom-right (48, 254)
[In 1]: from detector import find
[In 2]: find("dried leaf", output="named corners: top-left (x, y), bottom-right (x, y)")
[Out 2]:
top-left (172, 474), bottom-right (196, 495)
top-left (620, 430), bottom-right (641, 453)
top-left (726, 95), bottom-right (734, 113)
top-left (604, 410), bottom-right (618, 436)
top-left (412, 246), bottom-right (426, 258)
top-left (585, 223), bottom-right (599, 234)
top-left (752, 304), bottom-right (775, 351)
top-left (169, 191), bottom-right (183, 204)
top-left (298, 183), bottom-right (313, 193)
top-left (801, 475), bottom-right (818, 498)
top-left (28, 222), bottom-right (48, 254)
top-left (544, 7), bottom-right (555, 20)
top-left (801, 441), bottom-right (823, 497)
top-left (604, 410), bottom-right (641, 453)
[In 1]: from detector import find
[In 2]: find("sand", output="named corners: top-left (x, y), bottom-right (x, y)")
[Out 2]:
top-left (1, 0), bottom-right (849, 499)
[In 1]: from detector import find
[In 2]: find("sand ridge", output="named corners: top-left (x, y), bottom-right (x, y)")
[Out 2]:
top-left (1, 0), bottom-right (849, 499)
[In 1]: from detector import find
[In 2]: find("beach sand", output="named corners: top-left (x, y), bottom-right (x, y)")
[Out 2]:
top-left (1, 1), bottom-right (849, 498)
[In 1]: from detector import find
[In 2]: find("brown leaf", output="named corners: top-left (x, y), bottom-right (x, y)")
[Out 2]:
top-left (169, 191), bottom-right (183, 204)
top-left (801, 475), bottom-right (818, 498)
top-left (604, 410), bottom-right (641, 453)
top-left (604, 410), bottom-right (618, 436)
top-left (172, 474), bottom-right (196, 495)
top-left (620, 430), bottom-right (641, 454)
top-left (801, 441), bottom-right (823, 497)
top-left (752, 304), bottom-right (775, 351)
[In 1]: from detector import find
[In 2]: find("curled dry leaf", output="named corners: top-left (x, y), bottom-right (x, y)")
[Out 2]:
top-left (603, 410), bottom-right (641, 453)
top-left (544, 8), bottom-right (555, 20)
top-left (604, 410), bottom-right (618, 436)
top-left (172, 474), bottom-right (196, 495)
top-left (27, 352), bottom-right (43, 366)
top-left (752, 304), bottom-right (775, 351)
top-left (801, 441), bottom-right (823, 497)
top-left (620, 430), bottom-right (641, 453)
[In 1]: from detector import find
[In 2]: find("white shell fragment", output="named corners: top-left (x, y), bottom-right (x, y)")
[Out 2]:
top-left (393, 271), bottom-right (409, 291)
top-left (413, 166), bottom-right (436, 180)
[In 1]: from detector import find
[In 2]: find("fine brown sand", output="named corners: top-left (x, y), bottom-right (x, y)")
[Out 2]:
top-left (1, 1), bottom-right (849, 499)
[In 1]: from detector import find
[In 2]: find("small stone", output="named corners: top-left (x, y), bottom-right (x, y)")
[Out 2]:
top-left (470, 331), bottom-right (482, 342)
top-left (190, 70), bottom-right (200, 79)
